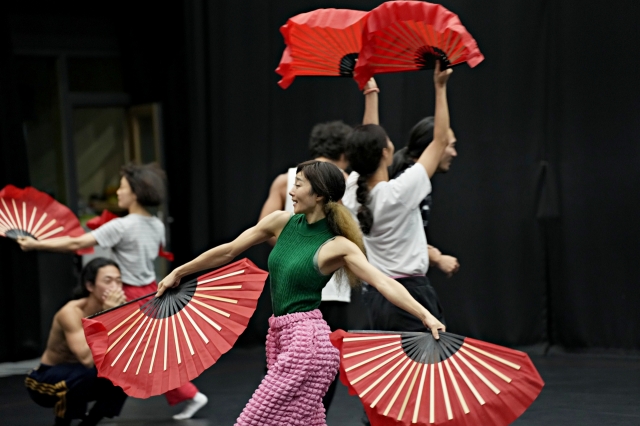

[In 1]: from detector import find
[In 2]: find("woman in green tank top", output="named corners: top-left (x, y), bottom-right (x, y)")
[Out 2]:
top-left (156, 161), bottom-right (445, 426)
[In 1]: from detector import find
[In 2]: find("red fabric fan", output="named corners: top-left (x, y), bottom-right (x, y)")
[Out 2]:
top-left (0, 184), bottom-right (92, 255)
top-left (354, 1), bottom-right (484, 89)
top-left (276, 8), bottom-right (369, 88)
top-left (82, 258), bottom-right (268, 398)
top-left (331, 330), bottom-right (543, 426)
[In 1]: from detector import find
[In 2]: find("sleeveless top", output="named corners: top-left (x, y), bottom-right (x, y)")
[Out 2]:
top-left (285, 167), bottom-right (351, 303)
top-left (268, 214), bottom-right (335, 316)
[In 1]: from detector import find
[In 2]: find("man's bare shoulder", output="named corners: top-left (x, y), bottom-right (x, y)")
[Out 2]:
top-left (55, 300), bottom-right (85, 330)
top-left (272, 172), bottom-right (288, 192)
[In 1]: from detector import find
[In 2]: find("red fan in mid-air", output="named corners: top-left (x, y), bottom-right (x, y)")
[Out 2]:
top-left (82, 258), bottom-right (268, 398)
top-left (276, 8), bottom-right (369, 88)
top-left (354, 1), bottom-right (484, 88)
top-left (331, 330), bottom-right (543, 426)
top-left (0, 184), bottom-right (92, 254)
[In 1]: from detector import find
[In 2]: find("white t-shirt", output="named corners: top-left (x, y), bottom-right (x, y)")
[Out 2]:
top-left (91, 214), bottom-right (165, 286)
top-left (343, 163), bottom-right (432, 277)
top-left (286, 167), bottom-right (351, 303)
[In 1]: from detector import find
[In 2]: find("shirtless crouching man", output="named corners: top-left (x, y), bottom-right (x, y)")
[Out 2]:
top-left (25, 258), bottom-right (128, 426)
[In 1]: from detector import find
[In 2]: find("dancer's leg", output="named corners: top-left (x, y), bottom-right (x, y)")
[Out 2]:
top-left (235, 311), bottom-right (339, 426)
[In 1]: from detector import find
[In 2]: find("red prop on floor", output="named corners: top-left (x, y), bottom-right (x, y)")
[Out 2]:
top-left (330, 330), bottom-right (543, 426)
top-left (276, 8), bottom-right (368, 88)
top-left (354, 1), bottom-right (484, 89)
top-left (0, 184), bottom-right (92, 254)
top-left (82, 258), bottom-right (268, 398)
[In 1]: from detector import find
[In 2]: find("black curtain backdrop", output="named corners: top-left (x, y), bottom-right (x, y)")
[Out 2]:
top-left (1, 0), bottom-right (639, 360)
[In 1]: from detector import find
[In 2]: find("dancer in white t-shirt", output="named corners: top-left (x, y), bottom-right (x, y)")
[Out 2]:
top-left (343, 62), bottom-right (453, 334)
top-left (258, 121), bottom-right (353, 414)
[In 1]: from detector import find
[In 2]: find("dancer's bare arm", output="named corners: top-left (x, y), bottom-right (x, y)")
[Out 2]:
top-left (362, 78), bottom-right (379, 125)
top-left (417, 61), bottom-right (452, 178)
top-left (258, 173), bottom-right (288, 246)
top-left (317, 237), bottom-right (445, 338)
top-left (259, 173), bottom-right (288, 221)
top-left (157, 211), bottom-right (291, 296)
top-left (428, 245), bottom-right (460, 278)
top-left (58, 307), bottom-right (94, 367)
top-left (17, 233), bottom-right (97, 252)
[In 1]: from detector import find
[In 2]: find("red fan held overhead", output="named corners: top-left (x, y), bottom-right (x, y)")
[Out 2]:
top-left (331, 330), bottom-right (543, 426)
top-left (354, 1), bottom-right (484, 89)
top-left (82, 258), bottom-right (268, 398)
top-left (276, 8), bottom-right (368, 88)
top-left (0, 184), bottom-right (92, 254)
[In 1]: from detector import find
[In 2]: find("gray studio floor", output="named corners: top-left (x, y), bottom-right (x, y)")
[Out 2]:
top-left (1, 346), bottom-right (639, 425)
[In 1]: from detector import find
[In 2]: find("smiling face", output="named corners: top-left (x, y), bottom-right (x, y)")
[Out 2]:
top-left (289, 172), bottom-right (322, 214)
top-left (116, 176), bottom-right (137, 209)
top-left (86, 265), bottom-right (122, 302)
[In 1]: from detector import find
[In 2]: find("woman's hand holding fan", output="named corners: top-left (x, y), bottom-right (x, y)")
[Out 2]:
top-left (0, 184), bottom-right (92, 254)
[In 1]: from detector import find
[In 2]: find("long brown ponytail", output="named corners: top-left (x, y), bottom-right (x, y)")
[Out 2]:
top-left (296, 161), bottom-right (365, 288)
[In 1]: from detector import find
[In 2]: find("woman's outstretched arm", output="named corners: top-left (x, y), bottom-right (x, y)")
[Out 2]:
top-left (16, 233), bottom-right (97, 252)
top-left (156, 211), bottom-right (290, 296)
top-left (317, 237), bottom-right (445, 338)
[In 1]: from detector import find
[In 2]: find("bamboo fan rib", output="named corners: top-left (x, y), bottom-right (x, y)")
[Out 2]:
top-left (354, 1), bottom-right (484, 89)
top-left (276, 8), bottom-right (368, 88)
top-left (330, 330), bottom-right (544, 426)
top-left (82, 258), bottom-right (268, 398)
top-left (0, 184), bottom-right (90, 254)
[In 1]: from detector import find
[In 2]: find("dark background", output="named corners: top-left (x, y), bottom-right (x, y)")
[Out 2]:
top-left (1, 0), bottom-right (639, 362)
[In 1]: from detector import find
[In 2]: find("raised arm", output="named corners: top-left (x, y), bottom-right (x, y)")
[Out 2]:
top-left (258, 173), bottom-right (289, 246)
top-left (156, 210), bottom-right (291, 296)
top-left (318, 237), bottom-right (445, 338)
top-left (17, 233), bottom-right (97, 253)
top-left (58, 308), bottom-right (94, 368)
top-left (259, 173), bottom-right (288, 221)
top-left (362, 77), bottom-right (379, 125)
top-left (416, 61), bottom-right (452, 178)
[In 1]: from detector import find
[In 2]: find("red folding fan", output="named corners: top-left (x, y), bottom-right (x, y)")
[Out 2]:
top-left (0, 184), bottom-right (92, 254)
top-left (331, 330), bottom-right (543, 426)
top-left (276, 8), bottom-right (369, 88)
top-left (354, 1), bottom-right (484, 89)
top-left (82, 258), bottom-right (268, 398)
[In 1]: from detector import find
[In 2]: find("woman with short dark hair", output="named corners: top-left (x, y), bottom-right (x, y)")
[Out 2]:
top-left (17, 163), bottom-right (209, 420)
top-left (156, 160), bottom-right (444, 426)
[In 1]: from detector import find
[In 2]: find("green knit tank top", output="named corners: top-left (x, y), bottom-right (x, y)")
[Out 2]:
top-left (268, 214), bottom-right (335, 316)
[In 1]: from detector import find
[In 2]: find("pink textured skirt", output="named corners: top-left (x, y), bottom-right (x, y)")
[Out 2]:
top-left (235, 309), bottom-right (340, 426)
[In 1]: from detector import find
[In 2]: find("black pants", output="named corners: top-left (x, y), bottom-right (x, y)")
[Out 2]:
top-left (360, 276), bottom-right (444, 425)
top-left (363, 275), bottom-right (445, 331)
top-left (318, 300), bottom-right (350, 415)
top-left (25, 363), bottom-right (127, 424)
